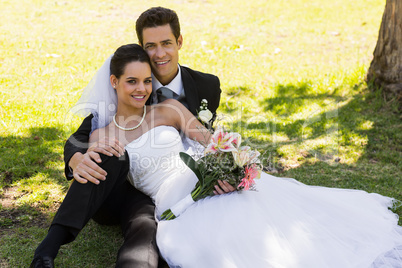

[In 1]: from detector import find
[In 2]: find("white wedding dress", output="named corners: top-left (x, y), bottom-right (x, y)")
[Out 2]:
top-left (126, 125), bottom-right (402, 268)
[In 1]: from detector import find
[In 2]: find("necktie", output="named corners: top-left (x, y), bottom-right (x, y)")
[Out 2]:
top-left (156, 87), bottom-right (178, 103)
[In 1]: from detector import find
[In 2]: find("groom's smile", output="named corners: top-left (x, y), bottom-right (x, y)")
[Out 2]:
top-left (142, 24), bottom-right (182, 86)
top-left (156, 60), bottom-right (170, 65)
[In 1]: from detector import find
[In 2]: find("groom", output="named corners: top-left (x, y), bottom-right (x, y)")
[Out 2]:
top-left (31, 7), bottom-right (232, 268)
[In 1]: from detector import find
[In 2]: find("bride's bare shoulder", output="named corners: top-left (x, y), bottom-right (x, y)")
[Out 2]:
top-left (150, 101), bottom-right (184, 128)
top-left (153, 99), bottom-right (185, 113)
top-left (89, 123), bottom-right (112, 143)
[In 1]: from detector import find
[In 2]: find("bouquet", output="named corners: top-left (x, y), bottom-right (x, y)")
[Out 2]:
top-left (160, 127), bottom-right (262, 220)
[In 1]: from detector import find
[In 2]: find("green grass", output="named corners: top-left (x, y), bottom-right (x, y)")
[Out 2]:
top-left (1, 0), bottom-right (401, 267)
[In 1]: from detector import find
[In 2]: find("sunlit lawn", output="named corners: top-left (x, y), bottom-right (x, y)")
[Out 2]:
top-left (1, 0), bottom-right (401, 267)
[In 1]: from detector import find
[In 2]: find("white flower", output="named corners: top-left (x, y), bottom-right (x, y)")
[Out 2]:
top-left (198, 99), bottom-right (212, 123)
top-left (200, 99), bottom-right (208, 109)
top-left (198, 109), bottom-right (213, 123)
top-left (232, 146), bottom-right (261, 167)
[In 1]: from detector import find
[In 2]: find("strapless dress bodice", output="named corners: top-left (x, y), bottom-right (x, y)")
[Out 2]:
top-left (125, 125), bottom-right (198, 217)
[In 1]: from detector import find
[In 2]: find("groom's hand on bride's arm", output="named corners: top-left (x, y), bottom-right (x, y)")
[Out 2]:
top-left (69, 137), bottom-right (125, 184)
top-left (213, 180), bottom-right (236, 195)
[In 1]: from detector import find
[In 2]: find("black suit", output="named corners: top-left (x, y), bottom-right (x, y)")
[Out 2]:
top-left (57, 65), bottom-right (221, 267)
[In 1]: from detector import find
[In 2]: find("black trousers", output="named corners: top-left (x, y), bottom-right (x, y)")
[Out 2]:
top-left (52, 152), bottom-right (163, 268)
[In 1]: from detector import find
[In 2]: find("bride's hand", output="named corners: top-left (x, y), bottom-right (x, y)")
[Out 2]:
top-left (87, 136), bottom-right (125, 158)
top-left (213, 180), bottom-right (236, 195)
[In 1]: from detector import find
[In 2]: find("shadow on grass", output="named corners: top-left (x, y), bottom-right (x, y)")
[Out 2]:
top-left (0, 126), bottom-right (123, 267)
top-left (0, 126), bottom-right (67, 186)
top-left (0, 126), bottom-right (68, 229)
top-left (263, 82), bottom-right (348, 116)
top-left (1, 221), bottom-right (122, 267)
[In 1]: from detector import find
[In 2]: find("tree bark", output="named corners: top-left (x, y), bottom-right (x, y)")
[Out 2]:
top-left (367, 0), bottom-right (402, 103)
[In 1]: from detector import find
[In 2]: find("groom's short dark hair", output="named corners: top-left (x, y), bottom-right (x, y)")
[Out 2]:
top-left (136, 7), bottom-right (181, 46)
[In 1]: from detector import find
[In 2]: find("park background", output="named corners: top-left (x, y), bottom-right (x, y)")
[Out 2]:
top-left (1, 0), bottom-right (401, 267)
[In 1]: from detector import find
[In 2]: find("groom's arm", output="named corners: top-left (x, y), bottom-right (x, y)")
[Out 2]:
top-left (208, 75), bottom-right (221, 115)
top-left (64, 114), bottom-right (93, 180)
top-left (64, 115), bottom-right (124, 184)
top-left (197, 74), bottom-right (221, 127)
top-left (208, 76), bottom-right (221, 127)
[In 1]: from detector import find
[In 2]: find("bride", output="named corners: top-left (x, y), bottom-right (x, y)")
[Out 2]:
top-left (88, 43), bottom-right (401, 267)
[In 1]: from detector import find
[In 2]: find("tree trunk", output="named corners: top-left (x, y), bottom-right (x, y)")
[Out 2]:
top-left (367, 0), bottom-right (402, 104)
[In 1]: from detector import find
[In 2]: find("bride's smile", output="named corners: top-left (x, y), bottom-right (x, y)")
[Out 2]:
top-left (132, 95), bottom-right (146, 100)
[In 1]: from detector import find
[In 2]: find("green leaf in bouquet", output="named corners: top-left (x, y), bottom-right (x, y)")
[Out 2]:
top-left (160, 209), bottom-right (177, 220)
top-left (179, 152), bottom-right (203, 183)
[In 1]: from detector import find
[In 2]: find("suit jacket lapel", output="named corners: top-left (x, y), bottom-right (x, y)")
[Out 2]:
top-left (180, 65), bottom-right (199, 115)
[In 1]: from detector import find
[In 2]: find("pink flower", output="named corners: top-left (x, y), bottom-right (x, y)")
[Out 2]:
top-left (238, 165), bottom-right (261, 190)
top-left (205, 128), bottom-right (241, 154)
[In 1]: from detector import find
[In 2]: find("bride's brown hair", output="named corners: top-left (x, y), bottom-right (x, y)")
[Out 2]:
top-left (110, 43), bottom-right (151, 79)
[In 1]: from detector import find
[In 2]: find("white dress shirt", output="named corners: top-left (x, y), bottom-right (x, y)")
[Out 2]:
top-left (152, 65), bottom-right (184, 104)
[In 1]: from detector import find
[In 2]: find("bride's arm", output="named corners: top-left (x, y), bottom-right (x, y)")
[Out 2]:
top-left (88, 127), bottom-right (123, 157)
top-left (88, 128), bottom-right (102, 143)
top-left (158, 99), bottom-right (212, 146)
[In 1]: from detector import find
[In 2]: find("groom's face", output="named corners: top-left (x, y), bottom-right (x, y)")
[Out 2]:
top-left (142, 24), bottom-right (182, 86)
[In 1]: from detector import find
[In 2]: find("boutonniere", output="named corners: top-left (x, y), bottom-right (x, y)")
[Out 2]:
top-left (197, 99), bottom-right (213, 124)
